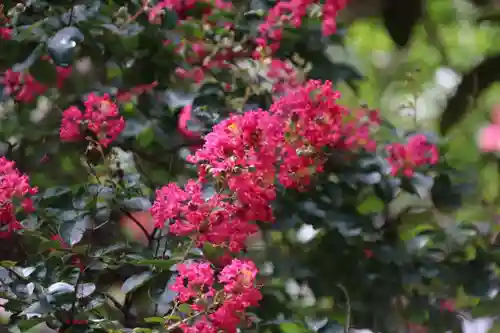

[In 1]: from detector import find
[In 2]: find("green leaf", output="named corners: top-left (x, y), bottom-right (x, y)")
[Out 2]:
top-left (177, 303), bottom-right (193, 315)
top-left (39, 239), bottom-right (63, 252)
top-left (12, 44), bottom-right (44, 72)
top-left (280, 322), bottom-right (308, 333)
top-left (59, 215), bottom-right (91, 246)
top-left (138, 126), bottom-right (155, 148)
top-left (0, 260), bottom-right (17, 268)
top-left (144, 317), bottom-right (165, 324)
top-left (431, 174), bottom-right (462, 211)
top-left (47, 27), bottom-right (84, 67)
top-left (121, 271), bottom-right (153, 294)
top-left (163, 10), bottom-right (178, 29)
top-left (131, 259), bottom-right (177, 269)
top-left (17, 318), bottom-right (45, 331)
top-left (357, 195), bottom-right (384, 214)
top-left (402, 173), bottom-right (434, 198)
top-left (122, 197), bottom-right (152, 211)
top-left (29, 58), bottom-right (57, 85)
top-left (76, 283), bottom-right (96, 298)
top-left (382, 0), bottom-right (423, 48)
top-left (481, 161), bottom-right (499, 203)
top-left (318, 320), bottom-right (344, 333)
top-left (440, 55), bottom-right (500, 134)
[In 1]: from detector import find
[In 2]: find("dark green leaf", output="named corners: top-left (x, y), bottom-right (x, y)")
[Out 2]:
top-left (47, 282), bottom-right (74, 296)
top-left (76, 283), bottom-right (96, 298)
top-left (131, 259), bottom-right (177, 269)
top-left (29, 58), bottom-right (58, 85)
top-left (138, 126), bottom-right (155, 148)
top-left (59, 215), bottom-right (91, 246)
top-left (121, 271), bottom-right (153, 294)
top-left (163, 10), bottom-right (179, 29)
top-left (382, 0), bottom-right (423, 48)
top-left (440, 54), bottom-right (500, 134)
top-left (47, 27), bottom-right (84, 67)
top-left (122, 197), bottom-right (152, 211)
top-left (402, 173), bottom-right (434, 198)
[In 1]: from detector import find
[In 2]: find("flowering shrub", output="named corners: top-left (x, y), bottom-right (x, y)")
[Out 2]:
top-left (0, 1), bottom-right (498, 333)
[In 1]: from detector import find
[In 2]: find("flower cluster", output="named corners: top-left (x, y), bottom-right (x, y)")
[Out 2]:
top-left (150, 0), bottom-right (311, 92)
top-left (257, 0), bottom-right (348, 54)
top-left (266, 59), bottom-right (302, 94)
top-left (0, 157), bottom-right (37, 238)
top-left (152, 180), bottom-right (258, 252)
top-left (1, 65), bottom-right (71, 103)
top-left (60, 93), bottom-right (125, 147)
top-left (149, 0), bottom-right (232, 24)
top-left (170, 259), bottom-right (261, 333)
top-left (154, 80), bottom-right (385, 331)
top-left (386, 134), bottom-right (439, 177)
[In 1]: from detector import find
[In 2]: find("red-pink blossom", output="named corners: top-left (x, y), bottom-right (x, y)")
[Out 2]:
top-left (210, 259), bottom-right (262, 332)
top-left (1, 64), bottom-right (71, 103)
top-left (60, 93), bottom-right (125, 147)
top-left (266, 59), bottom-right (301, 93)
top-left (0, 157), bottom-right (37, 238)
top-left (171, 259), bottom-right (262, 333)
top-left (0, 27), bottom-right (12, 40)
top-left (258, 0), bottom-right (347, 49)
top-left (386, 134), bottom-right (439, 177)
top-left (180, 318), bottom-right (217, 333)
top-left (171, 261), bottom-right (215, 303)
top-left (152, 180), bottom-right (258, 252)
top-left (478, 124), bottom-right (500, 153)
top-left (439, 299), bottom-right (456, 312)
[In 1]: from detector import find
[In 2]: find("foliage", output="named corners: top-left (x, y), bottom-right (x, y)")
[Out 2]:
top-left (1, 1), bottom-right (500, 333)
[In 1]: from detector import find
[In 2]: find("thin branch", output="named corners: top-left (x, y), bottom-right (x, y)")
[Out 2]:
top-left (336, 283), bottom-right (351, 333)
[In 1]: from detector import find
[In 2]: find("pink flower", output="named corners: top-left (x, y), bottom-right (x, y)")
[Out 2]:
top-left (170, 261), bottom-right (215, 303)
top-left (478, 124), bottom-right (500, 152)
top-left (439, 299), bottom-right (456, 312)
top-left (266, 59), bottom-right (301, 93)
top-left (0, 157), bottom-right (37, 238)
top-left (60, 93), bottom-right (125, 147)
top-left (1, 62), bottom-right (71, 103)
top-left (209, 259), bottom-right (262, 332)
top-left (258, 0), bottom-right (347, 49)
top-left (180, 318), bottom-right (217, 333)
top-left (60, 106), bottom-right (84, 142)
top-left (151, 180), bottom-right (258, 252)
top-left (386, 134), bottom-right (439, 177)
top-left (0, 27), bottom-right (12, 40)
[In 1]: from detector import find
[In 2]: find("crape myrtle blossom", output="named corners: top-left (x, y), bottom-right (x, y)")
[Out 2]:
top-left (256, 0), bottom-right (348, 58)
top-left (150, 79), bottom-right (439, 332)
top-left (0, 65), bottom-right (71, 103)
top-left (151, 180), bottom-right (259, 252)
top-left (60, 93), bottom-right (125, 147)
top-left (171, 259), bottom-right (261, 333)
top-left (0, 157), bottom-right (37, 238)
top-left (386, 134), bottom-right (439, 177)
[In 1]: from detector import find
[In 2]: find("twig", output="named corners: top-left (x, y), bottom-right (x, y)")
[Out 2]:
top-left (336, 283), bottom-right (351, 333)
top-left (85, 158), bottom-right (154, 244)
